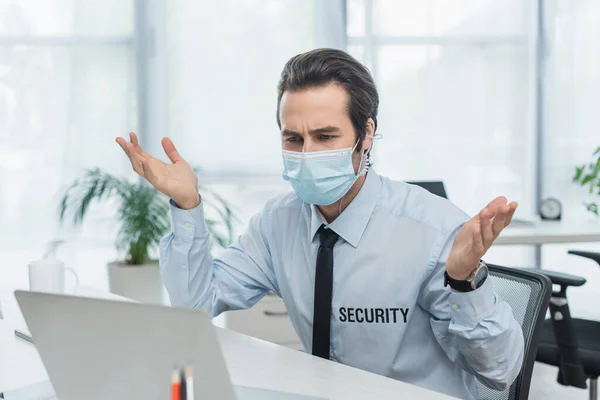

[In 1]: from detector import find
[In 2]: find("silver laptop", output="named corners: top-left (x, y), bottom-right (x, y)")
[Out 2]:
top-left (14, 290), bottom-right (324, 400)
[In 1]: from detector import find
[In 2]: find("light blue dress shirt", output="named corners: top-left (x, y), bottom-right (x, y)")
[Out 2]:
top-left (159, 169), bottom-right (524, 399)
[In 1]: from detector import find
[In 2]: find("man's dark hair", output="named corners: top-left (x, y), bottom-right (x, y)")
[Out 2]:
top-left (276, 48), bottom-right (379, 159)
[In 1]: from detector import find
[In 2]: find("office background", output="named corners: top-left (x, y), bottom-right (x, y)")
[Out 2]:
top-left (0, 1), bottom-right (599, 398)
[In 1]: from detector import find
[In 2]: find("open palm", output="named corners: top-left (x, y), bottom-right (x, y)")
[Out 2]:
top-left (446, 196), bottom-right (518, 280)
top-left (116, 133), bottom-right (199, 209)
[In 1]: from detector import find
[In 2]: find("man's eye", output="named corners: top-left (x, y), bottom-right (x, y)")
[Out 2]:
top-left (319, 135), bottom-right (333, 140)
top-left (286, 137), bottom-right (300, 143)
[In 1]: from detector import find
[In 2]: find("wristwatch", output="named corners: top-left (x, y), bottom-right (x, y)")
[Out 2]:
top-left (444, 260), bottom-right (489, 292)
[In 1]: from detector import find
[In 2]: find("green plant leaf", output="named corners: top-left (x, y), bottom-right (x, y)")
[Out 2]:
top-left (198, 183), bottom-right (239, 247)
top-left (573, 166), bottom-right (584, 182)
top-left (574, 149), bottom-right (600, 216)
top-left (582, 174), bottom-right (594, 186)
top-left (584, 202), bottom-right (599, 216)
top-left (59, 168), bottom-right (238, 265)
top-left (58, 168), bottom-right (126, 226)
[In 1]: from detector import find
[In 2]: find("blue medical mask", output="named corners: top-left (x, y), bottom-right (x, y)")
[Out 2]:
top-left (282, 140), bottom-right (369, 205)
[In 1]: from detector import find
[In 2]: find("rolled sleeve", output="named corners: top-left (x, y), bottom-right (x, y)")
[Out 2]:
top-left (448, 278), bottom-right (496, 328)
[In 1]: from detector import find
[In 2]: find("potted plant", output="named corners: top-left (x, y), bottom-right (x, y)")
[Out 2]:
top-left (573, 146), bottom-right (600, 217)
top-left (58, 168), bottom-right (237, 304)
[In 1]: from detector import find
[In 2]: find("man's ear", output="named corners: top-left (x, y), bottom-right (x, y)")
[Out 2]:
top-left (362, 118), bottom-right (376, 151)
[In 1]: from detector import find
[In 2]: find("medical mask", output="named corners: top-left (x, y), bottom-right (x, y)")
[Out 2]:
top-left (282, 139), bottom-right (370, 206)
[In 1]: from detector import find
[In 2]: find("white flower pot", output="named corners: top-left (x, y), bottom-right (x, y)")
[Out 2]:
top-left (107, 261), bottom-right (168, 305)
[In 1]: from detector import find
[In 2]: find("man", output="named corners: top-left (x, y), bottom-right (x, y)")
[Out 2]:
top-left (116, 48), bottom-right (524, 399)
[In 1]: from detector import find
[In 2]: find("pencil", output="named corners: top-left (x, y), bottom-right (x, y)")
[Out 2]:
top-left (171, 368), bottom-right (181, 400)
top-left (180, 367), bottom-right (187, 400)
top-left (185, 365), bottom-right (194, 400)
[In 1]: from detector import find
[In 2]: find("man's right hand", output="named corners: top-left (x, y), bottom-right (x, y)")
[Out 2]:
top-left (116, 132), bottom-right (200, 210)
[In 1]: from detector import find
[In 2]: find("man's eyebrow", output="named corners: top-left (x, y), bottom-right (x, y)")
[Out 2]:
top-left (309, 126), bottom-right (340, 135)
top-left (281, 126), bottom-right (340, 136)
top-left (281, 129), bottom-right (301, 136)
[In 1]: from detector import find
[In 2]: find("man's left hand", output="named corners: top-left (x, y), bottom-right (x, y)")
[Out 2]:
top-left (446, 197), bottom-right (518, 280)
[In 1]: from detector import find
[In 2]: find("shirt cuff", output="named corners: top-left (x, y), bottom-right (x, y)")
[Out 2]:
top-left (448, 277), bottom-right (497, 327)
top-left (169, 196), bottom-right (209, 241)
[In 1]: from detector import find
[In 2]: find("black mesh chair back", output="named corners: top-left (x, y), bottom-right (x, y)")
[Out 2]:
top-left (475, 265), bottom-right (552, 400)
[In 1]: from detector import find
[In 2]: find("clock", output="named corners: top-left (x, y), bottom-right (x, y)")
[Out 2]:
top-left (539, 197), bottom-right (562, 220)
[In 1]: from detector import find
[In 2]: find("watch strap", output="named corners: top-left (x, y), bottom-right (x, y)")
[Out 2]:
top-left (444, 260), bottom-right (488, 293)
top-left (444, 271), bottom-right (474, 292)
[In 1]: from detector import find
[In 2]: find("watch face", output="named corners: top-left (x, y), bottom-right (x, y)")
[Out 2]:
top-left (471, 263), bottom-right (489, 289)
top-left (540, 197), bottom-right (561, 220)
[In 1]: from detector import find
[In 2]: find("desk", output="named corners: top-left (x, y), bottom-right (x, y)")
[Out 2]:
top-left (497, 220), bottom-right (600, 246)
top-left (0, 286), bottom-right (457, 400)
top-left (494, 220), bottom-right (600, 267)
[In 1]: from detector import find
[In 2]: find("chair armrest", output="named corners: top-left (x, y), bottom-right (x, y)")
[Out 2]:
top-left (568, 250), bottom-right (600, 266)
top-left (520, 268), bottom-right (586, 287)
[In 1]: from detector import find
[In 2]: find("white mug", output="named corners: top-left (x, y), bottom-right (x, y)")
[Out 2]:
top-left (28, 259), bottom-right (79, 294)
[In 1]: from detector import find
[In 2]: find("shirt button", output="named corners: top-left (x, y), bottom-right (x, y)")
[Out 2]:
top-left (184, 222), bottom-right (191, 229)
top-left (452, 304), bottom-right (459, 311)
top-left (182, 264), bottom-right (188, 270)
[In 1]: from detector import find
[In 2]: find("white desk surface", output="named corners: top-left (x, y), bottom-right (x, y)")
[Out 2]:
top-left (0, 286), bottom-right (456, 400)
top-left (496, 219), bottom-right (600, 245)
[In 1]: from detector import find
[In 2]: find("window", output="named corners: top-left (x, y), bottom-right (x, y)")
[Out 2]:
top-left (540, 0), bottom-right (600, 320)
top-left (159, 0), bottom-right (346, 234)
top-left (542, 0), bottom-right (600, 219)
top-left (0, 0), bottom-right (136, 288)
top-left (347, 0), bottom-right (537, 266)
top-left (3, 1), bottom-right (598, 293)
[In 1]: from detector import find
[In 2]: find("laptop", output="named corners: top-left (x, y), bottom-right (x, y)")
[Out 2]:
top-left (14, 290), bottom-right (325, 400)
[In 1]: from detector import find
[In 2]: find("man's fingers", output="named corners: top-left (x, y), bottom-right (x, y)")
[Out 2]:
top-left (117, 136), bottom-right (150, 178)
top-left (491, 204), bottom-right (508, 236)
top-left (129, 132), bottom-right (144, 155)
top-left (485, 196), bottom-right (507, 208)
top-left (484, 196), bottom-right (508, 215)
top-left (115, 137), bottom-right (130, 156)
top-left (130, 132), bottom-right (139, 146)
top-left (140, 157), bottom-right (159, 186)
top-left (479, 208), bottom-right (494, 248)
top-left (162, 137), bottom-right (183, 164)
top-left (129, 132), bottom-right (156, 160)
top-left (125, 142), bottom-right (144, 176)
top-left (116, 138), bottom-right (138, 171)
top-left (471, 220), bottom-right (486, 255)
top-left (505, 202), bottom-right (518, 227)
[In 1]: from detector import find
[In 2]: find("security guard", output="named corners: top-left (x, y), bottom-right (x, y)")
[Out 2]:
top-left (116, 48), bottom-right (524, 400)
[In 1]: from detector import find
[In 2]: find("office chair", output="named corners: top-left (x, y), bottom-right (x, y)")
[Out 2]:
top-left (475, 264), bottom-right (552, 400)
top-left (406, 181), bottom-right (448, 199)
top-left (531, 250), bottom-right (600, 400)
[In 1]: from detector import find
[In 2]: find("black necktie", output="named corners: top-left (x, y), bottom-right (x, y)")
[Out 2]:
top-left (312, 225), bottom-right (339, 359)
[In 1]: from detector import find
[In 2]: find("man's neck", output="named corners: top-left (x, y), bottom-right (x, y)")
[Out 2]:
top-left (317, 174), bottom-right (367, 224)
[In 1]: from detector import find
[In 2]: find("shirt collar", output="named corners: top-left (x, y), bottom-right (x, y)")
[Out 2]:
top-left (309, 169), bottom-right (382, 248)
